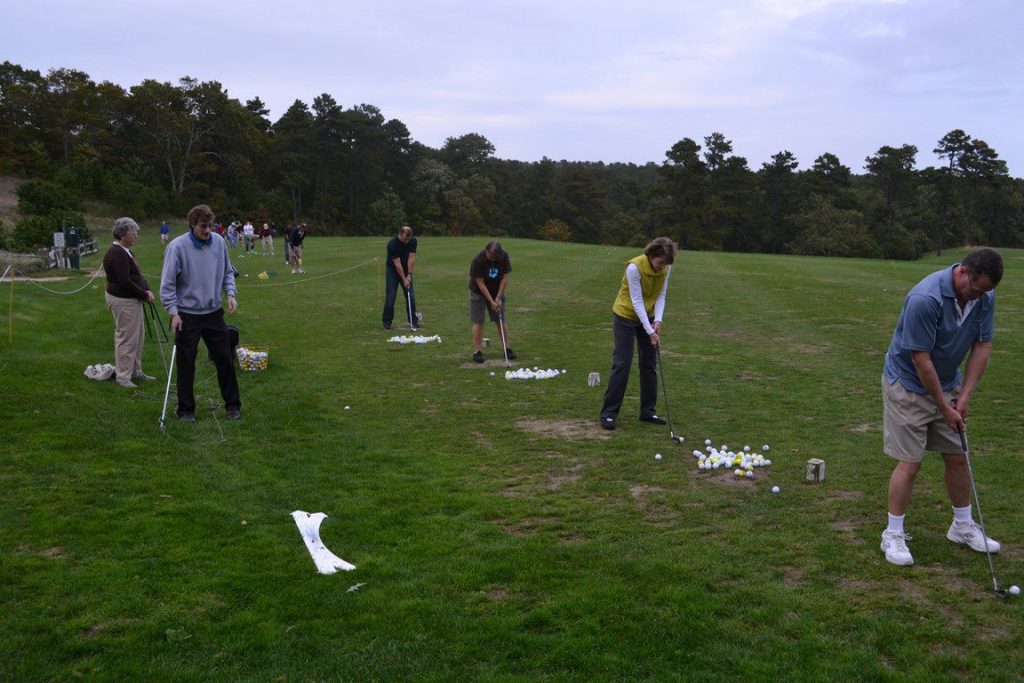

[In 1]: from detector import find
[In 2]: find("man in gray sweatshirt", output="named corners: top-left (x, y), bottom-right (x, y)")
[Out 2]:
top-left (160, 204), bottom-right (241, 422)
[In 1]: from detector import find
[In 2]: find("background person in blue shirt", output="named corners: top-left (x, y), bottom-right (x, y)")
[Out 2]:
top-left (879, 248), bottom-right (1003, 567)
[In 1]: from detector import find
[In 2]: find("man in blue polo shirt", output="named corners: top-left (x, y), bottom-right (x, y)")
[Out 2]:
top-left (880, 248), bottom-right (1003, 566)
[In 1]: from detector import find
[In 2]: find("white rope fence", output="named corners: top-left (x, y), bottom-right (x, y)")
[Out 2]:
top-left (0, 266), bottom-right (106, 295)
top-left (241, 257), bottom-right (377, 288)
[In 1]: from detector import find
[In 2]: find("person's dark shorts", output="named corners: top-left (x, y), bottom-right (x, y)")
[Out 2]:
top-left (469, 291), bottom-right (504, 324)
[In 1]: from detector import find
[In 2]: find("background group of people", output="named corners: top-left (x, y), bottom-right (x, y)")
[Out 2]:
top-left (103, 215), bottom-right (1008, 573)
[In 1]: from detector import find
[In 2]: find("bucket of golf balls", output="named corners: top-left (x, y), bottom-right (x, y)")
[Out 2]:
top-left (236, 343), bottom-right (270, 371)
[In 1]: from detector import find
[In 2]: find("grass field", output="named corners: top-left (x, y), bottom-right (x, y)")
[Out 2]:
top-left (2, 231), bottom-right (1022, 681)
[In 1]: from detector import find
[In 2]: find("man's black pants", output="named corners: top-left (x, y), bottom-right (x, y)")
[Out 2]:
top-left (382, 269), bottom-right (417, 327)
top-left (175, 309), bottom-right (241, 417)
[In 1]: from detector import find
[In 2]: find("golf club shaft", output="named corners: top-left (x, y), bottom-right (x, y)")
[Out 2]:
top-left (655, 345), bottom-right (675, 439)
top-left (499, 303), bottom-right (510, 367)
top-left (958, 428), bottom-right (1002, 592)
top-left (160, 344), bottom-right (176, 427)
top-left (405, 279), bottom-right (416, 328)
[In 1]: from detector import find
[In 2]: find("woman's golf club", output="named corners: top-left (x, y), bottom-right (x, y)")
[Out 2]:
top-left (956, 424), bottom-right (1009, 599)
top-left (498, 303), bottom-right (511, 368)
top-left (159, 344), bottom-right (177, 430)
top-left (655, 345), bottom-right (684, 444)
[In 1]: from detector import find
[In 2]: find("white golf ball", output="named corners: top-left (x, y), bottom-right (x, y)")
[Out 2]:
top-left (655, 453), bottom-right (662, 460)
top-left (490, 372), bottom-right (495, 376)
top-left (1009, 585), bottom-right (1021, 596)
top-left (743, 445), bottom-right (751, 453)
top-left (771, 486), bottom-right (780, 494)
top-left (344, 406), bottom-right (350, 410)
top-left (762, 444), bottom-right (770, 451)
top-left (704, 439), bottom-right (712, 446)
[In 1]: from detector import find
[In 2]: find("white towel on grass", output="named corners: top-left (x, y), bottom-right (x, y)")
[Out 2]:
top-left (291, 510), bottom-right (356, 574)
top-left (84, 363), bottom-right (115, 381)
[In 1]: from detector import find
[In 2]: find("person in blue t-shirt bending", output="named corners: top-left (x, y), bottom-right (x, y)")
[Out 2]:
top-left (879, 248), bottom-right (1004, 567)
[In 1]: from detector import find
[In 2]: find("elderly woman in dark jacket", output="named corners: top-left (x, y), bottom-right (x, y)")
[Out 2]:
top-left (102, 217), bottom-right (156, 388)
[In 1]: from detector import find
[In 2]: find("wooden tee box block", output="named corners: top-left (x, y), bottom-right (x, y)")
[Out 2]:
top-left (806, 458), bottom-right (826, 482)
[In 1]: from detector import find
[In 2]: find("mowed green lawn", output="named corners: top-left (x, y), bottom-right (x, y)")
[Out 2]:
top-left (2, 233), bottom-right (1022, 681)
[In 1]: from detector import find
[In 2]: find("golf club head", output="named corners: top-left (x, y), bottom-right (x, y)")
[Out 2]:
top-left (994, 588), bottom-right (1009, 599)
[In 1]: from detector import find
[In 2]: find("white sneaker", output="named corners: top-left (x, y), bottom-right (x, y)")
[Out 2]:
top-left (947, 521), bottom-right (1001, 553)
top-left (881, 530), bottom-right (914, 566)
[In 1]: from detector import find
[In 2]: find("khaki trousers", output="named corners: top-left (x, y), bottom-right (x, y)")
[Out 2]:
top-left (105, 293), bottom-right (144, 383)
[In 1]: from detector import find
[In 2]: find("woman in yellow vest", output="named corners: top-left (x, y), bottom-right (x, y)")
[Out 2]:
top-left (600, 237), bottom-right (677, 430)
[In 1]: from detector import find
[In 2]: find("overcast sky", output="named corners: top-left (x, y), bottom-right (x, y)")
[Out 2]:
top-left (3, 0), bottom-right (1022, 176)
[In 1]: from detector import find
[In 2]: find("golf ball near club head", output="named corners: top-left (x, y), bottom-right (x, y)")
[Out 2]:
top-left (1010, 585), bottom-right (1021, 596)
top-left (771, 486), bottom-right (780, 494)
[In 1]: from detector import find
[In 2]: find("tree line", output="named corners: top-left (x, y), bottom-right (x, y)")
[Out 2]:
top-left (2, 61), bottom-right (1022, 259)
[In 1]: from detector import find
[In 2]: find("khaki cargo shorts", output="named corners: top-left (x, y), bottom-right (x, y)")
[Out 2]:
top-left (881, 375), bottom-right (962, 463)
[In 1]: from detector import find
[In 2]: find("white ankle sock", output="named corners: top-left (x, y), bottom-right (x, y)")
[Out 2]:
top-left (952, 505), bottom-right (972, 524)
top-left (887, 513), bottom-right (905, 534)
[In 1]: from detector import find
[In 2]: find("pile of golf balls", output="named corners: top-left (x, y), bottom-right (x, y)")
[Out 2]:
top-left (505, 368), bottom-right (567, 380)
top-left (387, 335), bottom-right (442, 344)
top-left (236, 346), bottom-right (269, 371)
top-left (693, 440), bottom-right (772, 478)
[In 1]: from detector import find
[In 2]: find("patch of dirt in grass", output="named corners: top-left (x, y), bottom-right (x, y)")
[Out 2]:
top-left (830, 518), bottom-right (865, 544)
top-left (40, 546), bottom-right (64, 558)
top-left (829, 489), bottom-right (865, 500)
top-left (791, 343), bottom-right (831, 354)
top-left (783, 566), bottom-right (805, 586)
top-left (688, 469), bottom-right (754, 488)
top-left (485, 587), bottom-right (509, 601)
top-left (739, 370), bottom-right (776, 381)
top-left (497, 516), bottom-right (556, 537)
top-left (545, 470), bottom-right (581, 491)
top-left (837, 578), bottom-right (872, 592)
top-left (558, 534), bottom-right (586, 544)
top-left (920, 565), bottom-right (992, 603)
top-left (84, 623), bottom-right (105, 639)
top-left (517, 419), bottom-right (611, 441)
top-left (472, 430), bottom-right (494, 449)
top-left (846, 423), bottom-right (876, 433)
top-left (630, 484), bottom-right (664, 499)
top-left (629, 484), bottom-right (679, 524)
top-left (895, 578), bottom-right (964, 625)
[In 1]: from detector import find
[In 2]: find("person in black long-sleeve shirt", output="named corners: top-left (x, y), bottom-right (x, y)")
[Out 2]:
top-left (102, 217), bottom-right (156, 388)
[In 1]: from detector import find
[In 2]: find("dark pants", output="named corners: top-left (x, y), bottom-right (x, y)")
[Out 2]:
top-left (601, 313), bottom-right (658, 421)
top-left (175, 309), bottom-right (241, 416)
top-left (382, 269), bottom-right (417, 326)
